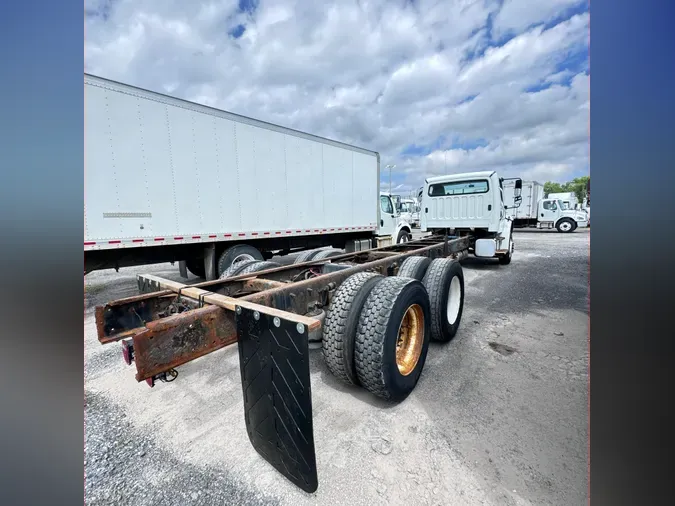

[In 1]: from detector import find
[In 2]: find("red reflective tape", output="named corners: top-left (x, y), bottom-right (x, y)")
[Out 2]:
top-left (264, 232), bottom-right (270, 235)
top-left (251, 232), bottom-right (259, 236)
top-left (174, 237), bottom-right (184, 240)
top-left (84, 242), bottom-right (96, 246)
top-left (275, 231), bottom-right (282, 235)
top-left (224, 234), bottom-right (232, 237)
top-left (305, 229), bottom-right (311, 232)
top-left (192, 236), bottom-right (201, 239)
top-left (132, 239), bottom-right (144, 243)
top-left (109, 240), bottom-right (121, 244)
top-left (238, 233), bottom-right (246, 237)
top-left (322, 229), bottom-right (327, 232)
top-left (330, 228), bottom-right (335, 231)
top-left (209, 234), bottom-right (216, 238)
top-left (315, 229), bottom-right (320, 232)
top-left (337, 228), bottom-right (342, 231)
top-left (286, 231), bottom-right (292, 234)
top-left (154, 238), bottom-right (165, 241)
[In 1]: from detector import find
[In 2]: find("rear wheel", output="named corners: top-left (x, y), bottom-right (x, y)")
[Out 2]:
top-left (397, 256), bottom-right (431, 280)
top-left (322, 272), bottom-right (384, 386)
top-left (219, 259), bottom-right (259, 279)
top-left (498, 239), bottom-right (513, 265)
top-left (354, 277), bottom-right (431, 401)
top-left (293, 249), bottom-right (322, 264)
top-left (235, 260), bottom-right (281, 276)
top-left (422, 258), bottom-right (465, 342)
top-left (217, 245), bottom-right (263, 277)
top-left (312, 248), bottom-right (344, 260)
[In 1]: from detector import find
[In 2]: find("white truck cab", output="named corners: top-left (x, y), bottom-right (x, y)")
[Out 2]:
top-left (421, 171), bottom-right (522, 264)
top-left (538, 198), bottom-right (588, 232)
top-left (379, 192), bottom-right (413, 244)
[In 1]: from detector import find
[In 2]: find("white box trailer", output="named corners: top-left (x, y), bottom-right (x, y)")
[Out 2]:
top-left (503, 180), bottom-right (544, 220)
top-left (84, 74), bottom-right (412, 278)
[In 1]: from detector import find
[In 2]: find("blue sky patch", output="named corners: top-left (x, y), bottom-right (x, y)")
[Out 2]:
top-left (229, 24), bottom-right (246, 39)
top-left (238, 0), bottom-right (259, 15)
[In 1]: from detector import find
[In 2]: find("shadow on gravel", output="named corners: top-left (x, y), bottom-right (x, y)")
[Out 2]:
top-left (309, 346), bottom-right (399, 410)
top-left (459, 257), bottom-right (503, 271)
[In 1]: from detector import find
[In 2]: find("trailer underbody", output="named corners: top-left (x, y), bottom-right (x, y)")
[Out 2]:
top-left (94, 235), bottom-right (471, 492)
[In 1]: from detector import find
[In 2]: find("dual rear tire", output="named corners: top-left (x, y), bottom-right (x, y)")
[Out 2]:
top-left (322, 257), bottom-right (465, 401)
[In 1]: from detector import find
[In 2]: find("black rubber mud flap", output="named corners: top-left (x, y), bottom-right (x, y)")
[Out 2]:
top-left (235, 306), bottom-right (318, 493)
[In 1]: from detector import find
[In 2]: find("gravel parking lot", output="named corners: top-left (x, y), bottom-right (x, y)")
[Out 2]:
top-left (84, 228), bottom-right (589, 506)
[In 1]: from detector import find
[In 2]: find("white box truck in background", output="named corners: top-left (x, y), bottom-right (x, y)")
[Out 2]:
top-left (84, 74), bottom-right (412, 279)
top-left (503, 180), bottom-right (588, 232)
top-left (421, 171), bottom-right (523, 264)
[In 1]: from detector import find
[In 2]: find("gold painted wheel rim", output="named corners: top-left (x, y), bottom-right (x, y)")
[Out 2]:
top-left (396, 304), bottom-right (425, 376)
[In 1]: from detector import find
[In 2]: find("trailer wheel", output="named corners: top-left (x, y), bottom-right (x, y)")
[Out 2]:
top-left (313, 248), bottom-right (344, 260)
top-left (235, 260), bottom-right (281, 276)
top-left (354, 277), bottom-right (431, 401)
top-left (422, 258), bottom-right (464, 342)
top-left (322, 272), bottom-right (384, 386)
top-left (217, 245), bottom-right (263, 277)
top-left (397, 256), bottom-right (431, 280)
top-left (185, 257), bottom-right (206, 278)
top-left (556, 218), bottom-right (575, 233)
top-left (293, 249), bottom-right (321, 264)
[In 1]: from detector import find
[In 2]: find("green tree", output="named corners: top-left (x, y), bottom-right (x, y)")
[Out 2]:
top-left (543, 181), bottom-right (564, 195)
top-left (544, 176), bottom-right (589, 202)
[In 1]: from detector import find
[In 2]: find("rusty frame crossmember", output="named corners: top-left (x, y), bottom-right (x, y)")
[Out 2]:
top-left (95, 235), bottom-right (470, 384)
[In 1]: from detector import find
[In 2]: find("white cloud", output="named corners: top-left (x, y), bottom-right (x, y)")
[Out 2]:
top-left (85, 0), bottom-right (589, 193)
top-left (492, 0), bottom-right (585, 38)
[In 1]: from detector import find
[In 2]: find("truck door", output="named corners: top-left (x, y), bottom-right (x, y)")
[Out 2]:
top-left (539, 199), bottom-right (559, 223)
top-left (378, 195), bottom-right (397, 237)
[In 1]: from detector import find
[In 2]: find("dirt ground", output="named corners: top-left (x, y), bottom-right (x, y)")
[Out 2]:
top-left (84, 228), bottom-right (589, 506)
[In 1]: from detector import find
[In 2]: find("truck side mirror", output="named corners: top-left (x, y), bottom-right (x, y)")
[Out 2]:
top-left (513, 179), bottom-right (523, 207)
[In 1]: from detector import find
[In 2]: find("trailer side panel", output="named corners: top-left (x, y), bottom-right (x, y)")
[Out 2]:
top-left (84, 75), bottom-right (378, 250)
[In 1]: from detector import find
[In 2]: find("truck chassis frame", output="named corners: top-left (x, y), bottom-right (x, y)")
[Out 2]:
top-left (94, 235), bottom-right (470, 492)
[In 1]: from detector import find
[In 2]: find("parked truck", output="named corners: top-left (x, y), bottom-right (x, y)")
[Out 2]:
top-left (84, 73), bottom-right (411, 280)
top-left (421, 171), bottom-right (523, 264)
top-left (93, 150), bottom-right (526, 494)
top-left (398, 198), bottom-right (420, 228)
top-left (502, 180), bottom-right (588, 232)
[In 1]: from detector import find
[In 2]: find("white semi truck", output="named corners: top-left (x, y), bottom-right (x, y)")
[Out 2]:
top-left (84, 73), bottom-right (411, 279)
top-left (421, 171), bottom-right (523, 264)
top-left (503, 180), bottom-right (588, 232)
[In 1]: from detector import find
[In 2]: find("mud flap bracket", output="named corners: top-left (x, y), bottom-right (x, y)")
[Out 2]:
top-left (235, 305), bottom-right (318, 493)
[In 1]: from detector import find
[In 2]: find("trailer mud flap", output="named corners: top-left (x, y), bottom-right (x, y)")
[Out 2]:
top-left (235, 306), bottom-right (318, 493)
